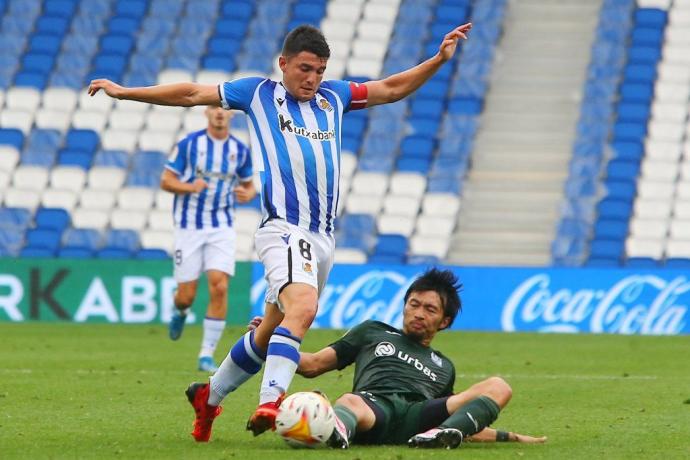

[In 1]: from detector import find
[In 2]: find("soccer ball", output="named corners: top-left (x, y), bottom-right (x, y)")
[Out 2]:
top-left (275, 391), bottom-right (336, 448)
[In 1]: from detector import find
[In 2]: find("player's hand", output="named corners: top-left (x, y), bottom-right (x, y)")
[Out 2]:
top-left (191, 178), bottom-right (208, 193)
top-left (438, 23), bottom-right (472, 62)
top-left (88, 79), bottom-right (124, 98)
top-left (247, 316), bottom-right (263, 331)
top-left (514, 433), bottom-right (547, 443)
top-left (234, 185), bottom-right (255, 203)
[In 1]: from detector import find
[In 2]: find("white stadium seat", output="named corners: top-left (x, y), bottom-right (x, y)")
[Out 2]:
top-left (0, 170), bottom-right (9, 190)
top-left (637, 180), bottom-right (675, 199)
top-left (651, 102), bottom-right (688, 123)
top-left (6, 87), bottom-right (41, 111)
top-left (626, 237), bottom-right (664, 258)
top-left (647, 120), bottom-right (684, 143)
top-left (145, 111), bottom-right (182, 133)
top-left (356, 20), bottom-right (393, 41)
top-left (13, 165), bottom-right (49, 191)
top-left (42, 87), bottom-right (78, 112)
top-left (147, 210), bottom-right (173, 231)
top-left (140, 229), bottom-right (174, 253)
top-left (654, 81), bottom-right (690, 103)
top-left (352, 39), bottom-right (388, 60)
top-left (346, 193), bottom-right (383, 215)
top-left (382, 195), bottom-right (421, 217)
top-left (138, 130), bottom-right (175, 152)
top-left (377, 214), bottom-right (415, 237)
top-left (640, 159), bottom-right (678, 181)
top-left (673, 201), bottom-right (690, 219)
top-left (657, 61), bottom-right (690, 84)
top-left (0, 146), bottom-right (20, 171)
top-left (72, 110), bottom-right (108, 131)
top-left (389, 172), bottom-right (427, 198)
top-left (195, 70), bottom-right (231, 85)
top-left (234, 208), bottom-right (262, 234)
top-left (109, 109), bottom-right (146, 131)
top-left (676, 181), bottom-right (690, 199)
top-left (4, 188), bottom-right (41, 210)
top-left (35, 109), bottom-right (72, 131)
top-left (346, 57), bottom-right (382, 79)
top-left (88, 166), bottom-right (126, 191)
top-left (665, 240), bottom-right (690, 258)
top-left (670, 8), bottom-right (690, 26)
top-left (110, 209), bottom-right (148, 230)
top-left (182, 111), bottom-right (208, 132)
top-left (350, 171), bottom-right (389, 196)
top-left (421, 193), bottom-right (461, 217)
top-left (680, 162), bottom-right (690, 180)
top-left (78, 88), bottom-right (113, 113)
top-left (1, 109), bottom-right (34, 134)
top-left (158, 69), bottom-right (194, 85)
top-left (102, 129), bottom-right (139, 151)
top-left (334, 248), bottom-right (367, 264)
top-left (328, 39), bottom-right (352, 59)
top-left (321, 19), bottom-right (357, 41)
top-left (115, 98), bottom-right (150, 113)
top-left (50, 166), bottom-right (86, 192)
top-left (645, 139), bottom-right (682, 161)
top-left (669, 220), bottom-right (690, 239)
top-left (117, 187), bottom-right (155, 211)
top-left (235, 233), bottom-right (255, 261)
top-left (154, 190), bottom-right (174, 210)
top-left (634, 198), bottom-right (673, 219)
top-left (340, 152), bottom-right (358, 179)
top-left (629, 218), bottom-right (668, 239)
top-left (325, 3), bottom-right (362, 23)
top-left (410, 235), bottom-right (449, 258)
top-left (415, 216), bottom-right (456, 238)
top-left (41, 188), bottom-right (78, 211)
top-left (80, 189), bottom-right (117, 210)
top-left (72, 208), bottom-right (109, 230)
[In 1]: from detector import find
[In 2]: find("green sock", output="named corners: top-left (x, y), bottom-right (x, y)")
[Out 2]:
top-left (333, 405), bottom-right (357, 440)
top-left (439, 396), bottom-right (500, 437)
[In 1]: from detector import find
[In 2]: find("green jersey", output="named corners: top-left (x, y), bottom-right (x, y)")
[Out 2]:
top-left (330, 320), bottom-right (455, 401)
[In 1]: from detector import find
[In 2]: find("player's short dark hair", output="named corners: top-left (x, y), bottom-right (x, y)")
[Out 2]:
top-left (282, 24), bottom-right (330, 59)
top-left (404, 268), bottom-right (462, 329)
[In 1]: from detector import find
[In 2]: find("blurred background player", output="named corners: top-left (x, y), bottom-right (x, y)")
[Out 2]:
top-left (161, 106), bottom-right (256, 372)
top-left (89, 22), bottom-right (472, 442)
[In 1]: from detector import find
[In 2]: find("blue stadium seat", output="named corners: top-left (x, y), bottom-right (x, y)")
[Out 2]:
top-left (63, 228), bottom-right (102, 250)
top-left (58, 247), bottom-right (94, 259)
top-left (20, 247), bottom-right (56, 258)
top-left (56, 52), bottom-right (91, 72)
top-left (626, 257), bottom-right (658, 268)
top-left (44, 0), bottom-right (77, 18)
top-left (0, 128), bottom-right (25, 150)
top-left (93, 150), bottom-right (130, 168)
top-left (634, 8), bottom-right (667, 28)
top-left (21, 150), bottom-right (57, 167)
top-left (368, 254), bottom-right (405, 265)
top-left (105, 229), bottom-right (140, 251)
top-left (447, 97), bottom-right (483, 114)
top-left (603, 179), bottom-right (636, 201)
top-left (400, 135), bottom-right (435, 159)
top-left (115, 0), bottom-right (148, 18)
top-left (612, 122), bottom-right (646, 141)
top-left (35, 16), bottom-right (70, 36)
top-left (609, 141), bottom-right (643, 160)
top-left (202, 55), bottom-right (236, 72)
top-left (616, 102), bottom-right (650, 122)
top-left (627, 47), bottom-right (661, 65)
top-left (620, 83), bottom-right (653, 103)
top-left (220, 1), bottom-right (253, 20)
top-left (407, 118), bottom-right (440, 137)
top-left (27, 129), bottom-right (61, 151)
top-left (585, 257), bottom-right (619, 267)
top-left (62, 35), bottom-right (98, 55)
top-left (26, 228), bottom-right (62, 251)
top-left (92, 54), bottom-right (128, 79)
top-left (407, 254), bottom-right (441, 266)
top-left (589, 238), bottom-right (624, 259)
top-left (35, 208), bottom-right (70, 233)
top-left (427, 177), bottom-right (462, 194)
top-left (374, 234), bottom-right (408, 256)
top-left (29, 34), bottom-right (61, 54)
top-left (397, 157), bottom-right (431, 173)
top-left (100, 34), bottom-right (135, 55)
top-left (594, 219), bottom-right (628, 239)
top-left (339, 214), bottom-right (376, 236)
top-left (131, 151), bottom-right (167, 172)
top-left (664, 258), bottom-right (690, 269)
top-left (410, 98), bottom-right (445, 119)
top-left (207, 38), bottom-right (242, 57)
top-left (0, 207), bottom-right (32, 229)
top-left (14, 72), bottom-right (48, 89)
top-left (21, 53), bottom-right (55, 73)
top-left (0, 228), bottom-right (23, 256)
top-left (65, 129), bottom-right (100, 154)
top-left (596, 198), bottom-right (633, 220)
top-left (126, 171), bottom-right (159, 188)
top-left (606, 158), bottom-right (640, 181)
top-left (136, 249), bottom-right (170, 260)
top-left (107, 16), bottom-right (141, 35)
top-left (96, 248), bottom-right (133, 259)
top-left (58, 150), bottom-right (92, 169)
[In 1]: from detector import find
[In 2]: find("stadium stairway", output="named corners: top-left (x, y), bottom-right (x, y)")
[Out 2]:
top-left (447, 0), bottom-right (602, 266)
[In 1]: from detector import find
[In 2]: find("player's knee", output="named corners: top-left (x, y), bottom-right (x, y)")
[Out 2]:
top-left (209, 278), bottom-right (228, 299)
top-left (175, 290), bottom-right (195, 308)
top-left (487, 376), bottom-right (512, 405)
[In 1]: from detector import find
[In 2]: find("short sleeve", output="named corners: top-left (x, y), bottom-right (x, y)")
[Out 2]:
top-left (329, 320), bottom-right (373, 370)
top-left (320, 80), bottom-right (368, 112)
top-left (219, 77), bottom-right (264, 112)
top-left (236, 143), bottom-right (253, 181)
top-left (165, 138), bottom-right (188, 175)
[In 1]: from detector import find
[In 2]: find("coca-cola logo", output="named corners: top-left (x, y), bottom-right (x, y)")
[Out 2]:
top-left (502, 274), bottom-right (689, 335)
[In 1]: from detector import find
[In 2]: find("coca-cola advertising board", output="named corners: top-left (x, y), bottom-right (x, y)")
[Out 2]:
top-left (250, 264), bottom-right (690, 335)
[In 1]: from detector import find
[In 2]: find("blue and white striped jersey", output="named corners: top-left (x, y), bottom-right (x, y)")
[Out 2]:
top-left (219, 78), bottom-right (367, 235)
top-left (165, 129), bottom-right (253, 230)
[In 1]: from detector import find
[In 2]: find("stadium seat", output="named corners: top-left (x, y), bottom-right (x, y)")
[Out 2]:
top-left (140, 229), bottom-right (173, 253)
top-left (96, 248), bottom-right (133, 259)
top-left (62, 228), bottom-right (102, 250)
top-left (110, 209), bottom-right (148, 230)
top-left (20, 246), bottom-right (56, 258)
top-left (12, 165), bottom-right (49, 191)
top-left (136, 248), bottom-right (170, 260)
top-left (35, 207), bottom-right (70, 232)
top-left (26, 228), bottom-right (62, 251)
top-left (71, 208), bottom-right (109, 230)
top-left (116, 187), bottom-right (155, 211)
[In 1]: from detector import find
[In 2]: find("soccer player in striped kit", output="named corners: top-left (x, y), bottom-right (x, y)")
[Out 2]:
top-left (161, 106), bottom-right (255, 373)
top-left (89, 21), bottom-right (473, 443)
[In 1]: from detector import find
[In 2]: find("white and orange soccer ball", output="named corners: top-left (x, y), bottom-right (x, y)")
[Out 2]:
top-left (274, 391), bottom-right (336, 448)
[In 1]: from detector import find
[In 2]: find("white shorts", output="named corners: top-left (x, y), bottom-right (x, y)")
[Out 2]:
top-left (255, 219), bottom-right (334, 310)
top-left (173, 227), bottom-right (236, 283)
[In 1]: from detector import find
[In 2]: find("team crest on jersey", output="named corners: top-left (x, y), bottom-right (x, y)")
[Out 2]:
top-left (302, 262), bottom-right (313, 274)
top-left (318, 97), bottom-right (333, 112)
top-left (430, 352), bottom-right (443, 367)
top-left (374, 342), bottom-right (396, 357)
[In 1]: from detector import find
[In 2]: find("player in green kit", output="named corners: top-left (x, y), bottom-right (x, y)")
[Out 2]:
top-left (291, 268), bottom-right (547, 449)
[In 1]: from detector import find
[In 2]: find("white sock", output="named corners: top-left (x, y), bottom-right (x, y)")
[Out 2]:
top-left (208, 330), bottom-right (265, 406)
top-left (259, 328), bottom-right (301, 405)
top-left (199, 317), bottom-right (225, 358)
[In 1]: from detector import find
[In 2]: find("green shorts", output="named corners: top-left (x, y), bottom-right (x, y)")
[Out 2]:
top-left (352, 391), bottom-right (450, 445)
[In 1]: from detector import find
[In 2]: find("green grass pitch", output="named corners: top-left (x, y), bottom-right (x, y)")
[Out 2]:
top-left (1, 323), bottom-right (688, 459)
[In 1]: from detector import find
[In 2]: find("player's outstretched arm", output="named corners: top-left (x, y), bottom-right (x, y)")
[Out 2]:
top-left (88, 79), bottom-right (221, 107)
top-left (364, 23), bottom-right (472, 107)
top-left (467, 427), bottom-right (547, 444)
top-left (297, 347), bottom-right (339, 378)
